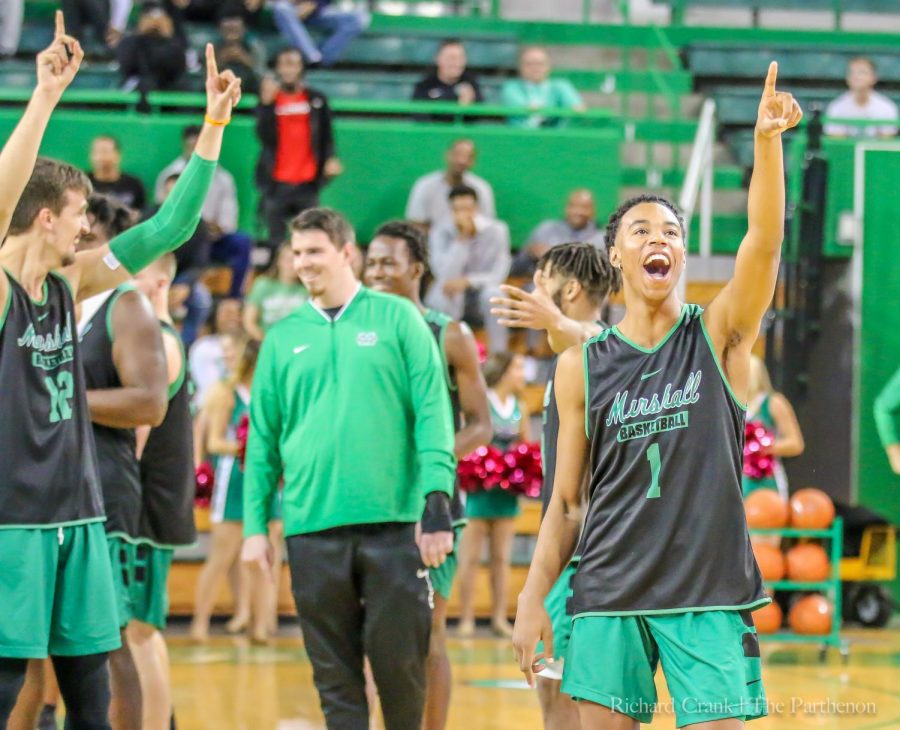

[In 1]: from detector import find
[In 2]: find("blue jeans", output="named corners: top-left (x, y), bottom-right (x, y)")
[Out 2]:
top-left (174, 278), bottom-right (212, 350)
top-left (270, 2), bottom-right (369, 66)
top-left (209, 231), bottom-right (253, 298)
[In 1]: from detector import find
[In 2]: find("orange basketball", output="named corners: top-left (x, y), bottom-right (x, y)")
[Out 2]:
top-left (788, 594), bottom-right (833, 635)
top-left (785, 543), bottom-right (830, 582)
top-left (753, 601), bottom-right (783, 634)
top-left (752, 541), bottom-right (786, 581)
top-left (744, 489), bottom-right (789, 529)
top-left (790, 489), bottom-right (835, 529)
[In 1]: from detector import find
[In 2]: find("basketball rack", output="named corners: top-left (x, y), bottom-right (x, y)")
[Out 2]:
top-left (750, 517), bottom-right (847, 662)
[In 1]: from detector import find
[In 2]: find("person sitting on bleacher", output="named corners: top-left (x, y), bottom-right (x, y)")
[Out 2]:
top-left (825, 56), bottom-right (898, 139)
top-left (156, 125), bottom-right (253, 299)
top-left (87, 134), bottom-right (147, 214)
top-left (501, 46), bottom-right (585, 128)
top-left (406, 139), bottom-right (496, 231)
top-left (425, 184), bottom-right (511, 353)
top-left (268, 0), bottom-right (370, 67)
top-left (213, 11), bottom-right (268, 95)
top-left (155, 173), bottom-right (212, 348)
top-left (61, 0), bottom-right (131, 49)
top-left (412, 38), bottom-right (483, 106)
top-left (510, 189), bottom-right (605, 277)
top-left (117, 2), bottom-right (186, 92)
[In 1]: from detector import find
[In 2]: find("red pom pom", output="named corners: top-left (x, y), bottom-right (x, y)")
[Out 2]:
top-left (504, 441), bottom-right (543, 498)
top-left (195, 461), bottom-right (215, 506)
top-left (236, 413), bottom-right (250, 470)
top-left (744, 420), bottom-right (775, 480)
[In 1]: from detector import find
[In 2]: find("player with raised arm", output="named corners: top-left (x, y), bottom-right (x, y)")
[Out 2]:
top-left (0, 26), bottom-right (240, 726)
top-left (364, 220), bottom-right (493, 730)
top-left (513, 64), bottom-right (802, 730)
top-left (492, 242), bottom-right (618, 730)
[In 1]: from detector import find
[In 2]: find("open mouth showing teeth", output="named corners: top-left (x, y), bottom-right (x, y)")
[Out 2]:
top-left (643, 254), bottom-right (671, 279)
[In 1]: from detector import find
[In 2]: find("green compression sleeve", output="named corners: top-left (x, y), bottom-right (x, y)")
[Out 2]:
top-left (108, 154), bottom-right (216, 274)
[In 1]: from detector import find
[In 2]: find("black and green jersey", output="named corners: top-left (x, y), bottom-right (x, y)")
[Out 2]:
top-left (80, 284), bottom-right (143, 538)
top-left (0, 270), bottom-right (104, 527)
top-left (540, 357), bottom-right (560, 519)
top-left (424, 308), bottom-right (465, 525)
top-left (138, 321), bottom-right (197, 548)
top-left (244, 285), bottom-right (456, 538)
top-left (575, 304), bottom-right (767, 616)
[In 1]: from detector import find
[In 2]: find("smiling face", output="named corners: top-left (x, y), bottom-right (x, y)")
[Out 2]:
top-left (291, 229), bottom-right (352, 299)
top-left (608, 201), bottom-right (685, 304)
top-left (49, 190), bottom-right (91, 267)
top-left (363, 236), bottom-right (422, 299)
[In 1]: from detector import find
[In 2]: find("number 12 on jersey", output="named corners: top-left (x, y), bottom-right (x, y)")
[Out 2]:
top-left (645, 442), bottom-right (662, 499)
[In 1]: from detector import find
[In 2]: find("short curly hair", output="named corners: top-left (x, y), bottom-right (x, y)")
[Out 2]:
top-left (605, 194), bottom-right (685, 249)
top-left (536, 242), bottom-right (621, 305)
top-left (373, 220), bottom-right (430, 276)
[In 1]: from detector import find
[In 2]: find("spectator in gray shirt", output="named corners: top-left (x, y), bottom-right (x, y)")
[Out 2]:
top-left (156, 125), bottom-right (253, 297)
top-left (510, 189), bottom-right (605, 277)
top-left (0, 0), bottom-right (23, 58)
top-left (406, 139), bottom-right (496, 230)
top-left (425, 185), bottom-right (511, 352)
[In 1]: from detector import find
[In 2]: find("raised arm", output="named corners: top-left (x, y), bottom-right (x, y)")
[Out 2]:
top-left (64, 45), bottom-right (242, 302)
top-left (490, 281), bottom-right (602, 354)
top-left (86, 290), bottom-right (168, 428)
top-left (704, 62), bottom-right (802, 397)
top-left (444, 321), bottom-right (492, 458)
top-left (512, 345), bottom-right (589, 686)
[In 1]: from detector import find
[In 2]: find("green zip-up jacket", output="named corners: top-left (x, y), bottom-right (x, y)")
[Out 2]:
top-left (243, 285), bottom-right (456, 537)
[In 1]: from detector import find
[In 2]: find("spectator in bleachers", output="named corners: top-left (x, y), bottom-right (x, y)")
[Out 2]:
top-left (501, 46), bottom-right (585, 128)
top-left (0, 0), bottom-right (23, 59)
top-left (154, 173), bottom-right (212, 347)
top-left (406, 139), bottom-right (496, 231)
top-left (242, 244), bottom-right (308, 339)
top-left (117, 2), bottom-right (187, 92)
top-left (269, 0), bottom-right (370, 67)
top-left (156, 125), bottom-right (254, 298)
top-left (189, 298), bottom-right (244, 408)
top-left (214, 10), bottom-right (267, 95)
top-left (510, 189), bottom-right (605, 277)
top-left (412, 38), bottom-right (483, 106)
top-left (87, 135), bottom-right (147, 213)
top-left (256, 48), bottom-right (342, 257)
top-left (425, 185), bottom-right (511, 352)
top-left (825, 56), bottom-right (898, 138)
top-left (67, 0), bottom-right (136, 48)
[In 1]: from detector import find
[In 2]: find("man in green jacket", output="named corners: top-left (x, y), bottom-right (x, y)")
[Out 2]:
top-left (242, 208), bottom-right (456, 730)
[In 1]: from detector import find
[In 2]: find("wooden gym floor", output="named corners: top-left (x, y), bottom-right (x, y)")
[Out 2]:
top-left (167, 623), bottom-right (900, 730)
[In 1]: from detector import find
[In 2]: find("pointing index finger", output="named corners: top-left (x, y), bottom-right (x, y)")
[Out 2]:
top-left (763, 61), bottom-right (778, 96)
top-left (55, 10), bottom-right (65, 40)
top-left (206, 43), bottom-right (218, 80)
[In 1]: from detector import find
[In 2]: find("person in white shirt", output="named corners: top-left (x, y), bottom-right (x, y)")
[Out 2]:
top-left (425, 184), bottom-right (511, 352)
top-left (156, 124), bottom-right (253, 296)
top-left (406, 139), bottom-right (496, 230)
top-left (825, 56), bottom-right (898, 139)
top-left (0, 0), bottom-right (23, 57)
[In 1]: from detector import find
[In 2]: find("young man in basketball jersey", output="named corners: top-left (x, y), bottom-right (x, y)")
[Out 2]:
top-left (242, 208), bottom-right (456, 730)
top-left (133, 253), bottom-right (197, 730)
top-left (0, 33), bottom-right (240, 727)
top-left (364, 220), bottom-right (493, 730)
top-left (77, 195), bottom-right (169, 730)
top-left (492, 242), bottom-right (619, 730)
top-left (513, 64), bottom-right (802, 729)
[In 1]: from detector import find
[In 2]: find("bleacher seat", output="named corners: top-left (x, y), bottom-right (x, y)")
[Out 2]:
top-left (687, 44), bottom-right (900, 85)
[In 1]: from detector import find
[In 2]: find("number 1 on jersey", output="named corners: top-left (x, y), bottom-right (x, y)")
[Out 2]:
top-left (645, 442), bottom-right (662, 499)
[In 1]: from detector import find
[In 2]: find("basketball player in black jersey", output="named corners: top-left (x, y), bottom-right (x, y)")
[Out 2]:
top-left (364, 220), bottom-right (492, 730)
top-left (492, 242), bottom-right (619, 730)
top-left (134, 253), bottom-right (197, 730)
top-left (514, 64), bottom-right (802, 730)
top-left (0, 27), bottom-right (239, 727)
top-left (77, 195), bottom-right (169, 730)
